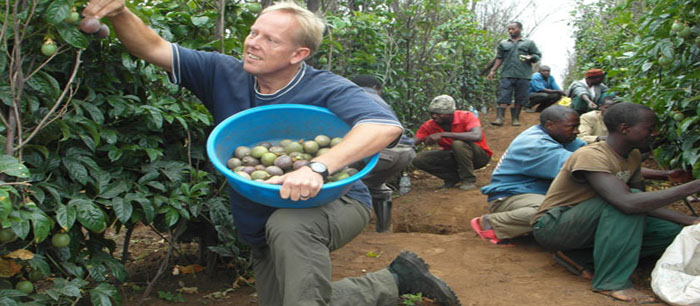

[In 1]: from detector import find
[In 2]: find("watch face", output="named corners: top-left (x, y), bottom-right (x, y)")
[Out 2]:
top-left (310, 162), bottom-right (327, 173)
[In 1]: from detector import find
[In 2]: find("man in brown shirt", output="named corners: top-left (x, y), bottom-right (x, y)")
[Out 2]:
top-left (531, 102), bottom-right (700, 303)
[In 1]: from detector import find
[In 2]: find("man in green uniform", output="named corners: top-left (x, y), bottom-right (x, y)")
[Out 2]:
top-left (487, 21), bottom-right (541, 126)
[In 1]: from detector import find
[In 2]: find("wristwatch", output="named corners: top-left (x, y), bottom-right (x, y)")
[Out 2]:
top-left (307, 162), bottom-right (329, 179)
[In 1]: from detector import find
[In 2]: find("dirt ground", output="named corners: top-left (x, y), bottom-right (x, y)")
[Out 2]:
top-left (114, 109), bottom-right (697, 305)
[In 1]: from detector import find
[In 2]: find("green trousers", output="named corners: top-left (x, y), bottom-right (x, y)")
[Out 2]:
top-left (532, 194), bottom-right (681, 291)
top-left (251, 196), bottom-right (399, 306)
top-left (412, 140), bottom-right (490, 184)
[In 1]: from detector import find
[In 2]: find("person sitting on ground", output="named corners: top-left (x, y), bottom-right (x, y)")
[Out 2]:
top-left (82, 1), bottom-right (461, 305)
top-left (472, 106), bottom-right (585, 245)
top-left (525, 65), bottom-right (566, 113)
top-left (578, 96), bottom-right (620, 144)
top-left (412, 95), bottom-right (493, 191)
top-left (531, 102), bottom-right (700, 303)
top-left (578, 96), bottom-right (692, 181)
top-left (567, 68), bottom-right (611, 115)
top-left (350, 74), bottom-right (416, 233)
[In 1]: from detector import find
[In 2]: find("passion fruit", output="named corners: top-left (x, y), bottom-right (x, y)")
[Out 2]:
top-left (51, 232), bottom-right (70, 248)
top-left (80, 16), bottom-right (101, 34)
top-left (227, 157), bottom-right (242, 169)
top-left (302, 141), bottom-right (320, 155)
top-left (284, 142), bottom-right (303, 154)
top-left (235, 171), bottom-right (252, 180)
top-left (261, 152), bottom-right (278, 166)
top-left (94, 24), bottom-right (110, 39)
top-left (293, 160), bottom-right (309, 170)
top-left (265, 166), bottom-right (284, 176)
top-left (65, 11), bottom-right (80, 24)
top-left (314, 135), bottom-right (331, 147)
top-left (41, 40), bottom-right (57, 57)
top-left (250, 146), bottom-right (269, 158)
top-left (15, 280), bottom-right (34, 294)
top-left (330, 137), bottom-right (342, 147)
top-left (274, 155), bottom-right (293, 171)
top-left (241, 155), bottom-right (260, 166)
top-left (250, 170), bottom-right (271, 180)
top-left (234, 146), bottom-right (251, 159)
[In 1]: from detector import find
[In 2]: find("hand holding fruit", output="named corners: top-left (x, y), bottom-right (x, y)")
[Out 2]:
top-left (668, 169), bottom-right (693, 183)
top-left (269, 166), bottom-right (324, 201)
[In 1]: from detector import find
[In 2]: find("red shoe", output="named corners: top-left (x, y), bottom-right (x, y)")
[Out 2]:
top-left (470, 217), bottom-right (501, 244)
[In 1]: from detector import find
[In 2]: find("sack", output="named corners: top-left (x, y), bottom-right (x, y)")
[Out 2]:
top-left (556, 96), bottom-right (572, 107)
top-left (651, 224), bottom-right (700, 305)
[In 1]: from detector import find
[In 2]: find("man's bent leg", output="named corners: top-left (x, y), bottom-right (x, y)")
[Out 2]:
top-left (412, 150), bottom-right (459, 183)
top-left (451, 141), bottom-right (489, 184)
top-left (487, 194), bottom-right (545, 239)
top-left (257, 196), bottom-right (395, 306)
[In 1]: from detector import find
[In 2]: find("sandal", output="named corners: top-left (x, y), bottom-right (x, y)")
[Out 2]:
top-left (470, 217), bottom-right (502, 244)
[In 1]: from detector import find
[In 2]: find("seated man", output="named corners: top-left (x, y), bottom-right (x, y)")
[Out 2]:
top-left (473, 106), bottom-right (585, 244)
top-left (350, 75), bottom-right (416, 233)
top-left (526, 65), bottom-right (566, 113)
top-left (531, 102), bottom-right (700, 303)
top-left (412, 95), bottom-right (493, 191)
top-left (578, 96), bottom-right (619, 144)
top-left (567, 68), bottom-right (611, 115)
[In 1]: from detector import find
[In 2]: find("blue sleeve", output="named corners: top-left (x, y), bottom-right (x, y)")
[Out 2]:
top-left (550, 76), bottom-right (561, 91)
top-left (510, 136), bottom-right (579, 180)
top-left (530, 73), bottom-right (546, 93)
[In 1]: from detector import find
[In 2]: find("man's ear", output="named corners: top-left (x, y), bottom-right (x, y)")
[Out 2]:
top-left (290, 47), bottom-right (311, 65)
top-left (618, 123), bottom-right (631, 135)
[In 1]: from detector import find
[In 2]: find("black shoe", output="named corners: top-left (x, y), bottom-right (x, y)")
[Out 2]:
top-left (438, 180), bottom-right (458, 189)
top-left (389, 251), bottom-right (461, 306)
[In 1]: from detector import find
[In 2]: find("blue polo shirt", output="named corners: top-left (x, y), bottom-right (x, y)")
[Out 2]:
top-left (528, 72), bottom-right (561, 94)
top-left (169, 44), bottom-right (402, 247)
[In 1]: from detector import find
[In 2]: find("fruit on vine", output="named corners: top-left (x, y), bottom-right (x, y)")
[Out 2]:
top-left (80, 16), bottom-right (101, 33)
top-left (678, 26), bottom-right (692, 39)
top-left (671, 21), bottom-right (684, 33)
top-left (28, 270), bottom-right (45, 282)
top-left (65, 11), bottom-right (80, 24)
top-left (15, 280), bottom-right (34, 294)
top-left (41, 39), bottom-right (57, 57)
top-left (672, 112), bottom-right (685, 121)
top-left (51, 232), bottom-right (70, 248)
top-left (94, 24), bottom-right (110, 39)
top-left (0, 228), bottom-right (17, 243)
top-left (245, 3), bottom-right (262, 14)
top-left (658, 55), bottom-right (672, 67)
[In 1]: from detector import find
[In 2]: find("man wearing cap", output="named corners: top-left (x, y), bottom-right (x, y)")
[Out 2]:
top-left (487, 21), bottom-right (542, 126)
top-left (567, 68), bottom-right (610, 115)
top-left (412, 95), bottom-right (493, 191)
top-left (525, 65), bottom-right (566, 113)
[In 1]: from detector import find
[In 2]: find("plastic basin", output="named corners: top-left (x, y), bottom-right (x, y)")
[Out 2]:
top-left (206, 104), bottom-right (379, 208)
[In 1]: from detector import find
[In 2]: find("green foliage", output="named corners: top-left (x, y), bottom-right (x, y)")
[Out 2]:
top-left (400, 292), bottom-right (423, 305)
top-left (1, 0), bottom-right (255, 303)
top-left (570, 0), bottom-right (699, 177)
top-left (157, 290), bottom-right (185, 303)
top-left (317, 2), bottom-right (496, 132)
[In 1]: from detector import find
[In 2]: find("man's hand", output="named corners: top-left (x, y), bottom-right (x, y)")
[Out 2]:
top-left (424, 133), bottom-right (444, 145)
top-left (668, 169), bottom-right (694, 183)
top-left (83, 0), bottom-right (127, 19)
top-left (587, 101), bottom-right (598, 110)
top-left (266, 166), bottom-right (323, 201)
top-left (487, 70), bottom-right (495, 80)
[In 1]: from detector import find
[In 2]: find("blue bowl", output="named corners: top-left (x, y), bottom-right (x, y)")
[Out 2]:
top-left (207, 104), bottom-right (379, 208)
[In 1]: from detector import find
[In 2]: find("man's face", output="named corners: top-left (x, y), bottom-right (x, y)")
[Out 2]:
top-left (546, 113), bottom-right (580, 144)
top-left (507, 23), bottom-right (521, 39)
top-left (586, 75), bottom-right (604, 86)
top-left (243, 11), bottom-right (307, 77)
top-left (430, 112), bottom-right (453, 125)
top-left (627, 110), bottom-right (658, 152)
top-left (539, 68), bottom-right (550, 79)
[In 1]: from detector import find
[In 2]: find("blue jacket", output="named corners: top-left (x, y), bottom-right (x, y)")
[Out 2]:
top-left (528, 72), bottom-right (561, 94)
top-left (480, 125), bottom-right (586, 201)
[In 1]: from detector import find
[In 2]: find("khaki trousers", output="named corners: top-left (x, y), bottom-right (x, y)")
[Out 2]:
top-left (252, 196), bottom-right (399, 306)
top-left (487, 193), bottom-right (545, 239)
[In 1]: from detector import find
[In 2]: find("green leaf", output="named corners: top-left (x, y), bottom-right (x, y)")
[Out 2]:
top-left (61, 262), bottom-right (84, 278)
top-left (45, 0), bottom-right (71, 25)
top-left (99, 181), bottom-right (128, 199)
top-left (90, 283), bottom-right (120, 306)
top-left (74, 199), bottom-right (107, 233)
top-left (161, 206), bottom-right (179, 227)
top-left (144, 148), bottom-right (162, 162)
top-left (62, 157), bottom-right (89, 185)
top-left (103, 258), bottom-right (128, 282)
top-left (0, 189), bottom-right (11, 222)
top-left (191, 16), bottom-right (209, 26)
top-left (112, 197), bottom-right (133, 224)
top-left (56, 203), bottom-right (77, 230)
top-left (56, 23), bottom-right (89, 49)
top-left (29, 209), bottom-right (52, 243)
top-left (0, 155), bottom-right (30, 178)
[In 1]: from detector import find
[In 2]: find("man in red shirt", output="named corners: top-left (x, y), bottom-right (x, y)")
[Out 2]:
top-left (412, 95), bottom-right (493, 191)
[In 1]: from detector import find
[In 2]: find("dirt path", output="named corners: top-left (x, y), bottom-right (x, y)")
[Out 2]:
top-left (119, 109), bottom-right (688, 305)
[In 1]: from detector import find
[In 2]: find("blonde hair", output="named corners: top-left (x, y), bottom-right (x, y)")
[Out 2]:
top-left (261, 1), bottom-right (325, 56)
